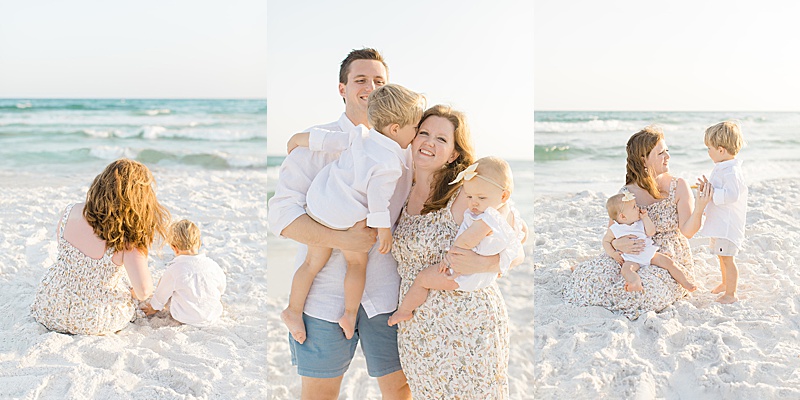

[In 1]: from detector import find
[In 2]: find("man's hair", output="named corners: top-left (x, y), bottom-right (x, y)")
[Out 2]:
top-left (367, 84), bottom-right (425, 131)
top-left (168, 219), bottom-right (201, 251)
top-left (339, 48), bottom-right (388, 84)
top-left (705, 121), bottom-right (744, 156)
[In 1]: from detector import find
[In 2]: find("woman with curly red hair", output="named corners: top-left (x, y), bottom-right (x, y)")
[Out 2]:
top-left (31, 159), bottom-right (170, 335)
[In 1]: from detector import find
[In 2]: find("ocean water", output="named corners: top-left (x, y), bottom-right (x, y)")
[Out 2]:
top-left (0, 99), bottom-right (266, 177)
top-left (534, 111), bottom-right (800, 197)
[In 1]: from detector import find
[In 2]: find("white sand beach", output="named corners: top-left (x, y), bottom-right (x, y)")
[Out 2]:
top-left (0, 168), bottom-right (268, 399)
top-left (533, 179), bottom-right (800, 399)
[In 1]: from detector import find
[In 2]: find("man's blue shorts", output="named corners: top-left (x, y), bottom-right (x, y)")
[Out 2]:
top-left (288, 306), bottom-right (402, 379)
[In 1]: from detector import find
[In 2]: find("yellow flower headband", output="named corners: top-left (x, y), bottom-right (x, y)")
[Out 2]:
top-left (622, 192), bottom-right (636, 202)
top-left (448, 162), bottom-right (507, 190)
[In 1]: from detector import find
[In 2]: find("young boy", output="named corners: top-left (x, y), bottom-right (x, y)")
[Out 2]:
top-left (698, 121), bottom-right (748, 304)
top-left (280, 83), bottom-right (425, 343)
top-left (141, 219), bottom-right (227, 326)
top-left (603, 192), bottom-right (696, 292)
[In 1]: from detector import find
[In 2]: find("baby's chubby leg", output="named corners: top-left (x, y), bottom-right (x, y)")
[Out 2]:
top-left (621, 261), bottom-right (643, 292)
top-left (339, 250), bottom-right (369, 340)
top-left (281, 246), bottom-right (333, 344)
top-left (388, 262), bottom-right (459, 326)
top-left (651, 252), bottom-right (696, 292)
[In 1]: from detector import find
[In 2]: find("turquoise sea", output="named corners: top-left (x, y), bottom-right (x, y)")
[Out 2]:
top-left (0, 99), bottom-right (267, 176)
top-left (534, 111), bottom-right (800, 197)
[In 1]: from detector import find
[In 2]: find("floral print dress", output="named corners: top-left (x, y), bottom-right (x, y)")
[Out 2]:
top-left (31, 203), bottom-right (135, 335)
top-left (393, 193), bottom-right (509, 399)
top-left (563, 179), bottom-right (694, 320)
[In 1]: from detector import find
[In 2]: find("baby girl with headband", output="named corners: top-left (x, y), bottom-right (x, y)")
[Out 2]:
top-left (604, 192), bottom-right (697, 292)
top-left (388, 156), bottom-right (525, 326)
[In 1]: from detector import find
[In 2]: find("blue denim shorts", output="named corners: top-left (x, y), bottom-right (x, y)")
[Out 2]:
top-left (288, 306), bottom-right (402, 378)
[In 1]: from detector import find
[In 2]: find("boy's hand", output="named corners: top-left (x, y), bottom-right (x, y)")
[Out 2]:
top-left (140, 302), bottom-right (158, 316)
top-left (286, 132), bottom-right (310, 154)
top-left (377, 228), bottom-right (392, 254)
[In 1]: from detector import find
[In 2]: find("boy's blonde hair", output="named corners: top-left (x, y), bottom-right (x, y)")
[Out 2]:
top-left (474, 156), bottom-right (514, 194)
top-left (705, 121), bottom-right (744, 156)
top-left (84, 159), bottom-right (171, 253)
top-left (367, 83), bottom-right (426, 131)
top-left (606, 194), bottom-right (626, 222)
top-left (169, 219), bottom-right (201, 251)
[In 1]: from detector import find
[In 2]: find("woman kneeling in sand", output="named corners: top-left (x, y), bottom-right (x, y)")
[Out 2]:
top-left (563, 125), bottom-right (712, 319)
top-left (31, 159), bottom-right (171, 335)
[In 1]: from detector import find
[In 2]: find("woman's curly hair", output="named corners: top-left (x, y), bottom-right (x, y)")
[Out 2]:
top-left (83, 159), bottom-right (171, 253)
top-left (626, 125), bottom-right (664, 199)
top-left (420, 105), bottom-right (476, 214)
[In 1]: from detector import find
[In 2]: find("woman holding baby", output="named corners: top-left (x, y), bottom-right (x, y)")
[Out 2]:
top-left (564, 125), bottom-right (713, 319)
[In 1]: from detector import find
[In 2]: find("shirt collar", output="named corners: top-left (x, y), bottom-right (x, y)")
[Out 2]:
top-left (715, 158), bottom-right (741, 169)
top-left (337, 113), bottom-right (357, 132)
top-left (369, 128), bottom-right (410, 169)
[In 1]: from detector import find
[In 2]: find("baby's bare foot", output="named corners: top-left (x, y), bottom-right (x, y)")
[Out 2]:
top-left (711, 283), bottom-right (725, 294)
top-left (281, 308), bottom-right (306, 344)
top-left (716, 294), bottom-right (738, 304)
top-left (339, 312), bottom-right (357, 339)
top-left (625, 280), bottom-right (644, 292)
top-left (679, 280), bottom-right (697, 292)
top-left (388, 310), bottom-right (413, 326)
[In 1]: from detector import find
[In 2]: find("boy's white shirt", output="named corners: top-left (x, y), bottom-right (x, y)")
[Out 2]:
top-left (306, 125), bottom-right (409, 229)
top-left (698, 158), bottom-right (748, 249)
top-left (266, 113), bottom-right (412, 322)
top-left (150, 253), bottom-right (226, 327)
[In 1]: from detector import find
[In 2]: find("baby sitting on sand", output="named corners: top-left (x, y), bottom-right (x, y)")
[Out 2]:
top-left (388, 156), bottom-right (525, 326)
top-left (603, 192), bottom-right (696, 292)
top-left (141, 219), bottom-right (226, 327)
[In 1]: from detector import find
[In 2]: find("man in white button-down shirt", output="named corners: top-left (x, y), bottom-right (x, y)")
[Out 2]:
top-left (268, 48), bottom-right (412, 399)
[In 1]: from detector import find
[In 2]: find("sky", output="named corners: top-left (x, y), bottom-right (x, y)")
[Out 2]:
top-left (266, 0), bottom-right (535, 161)
top-left (0, 1), bottom-right (267, 99)
top-left (536, 0), bottom-right (800, 111)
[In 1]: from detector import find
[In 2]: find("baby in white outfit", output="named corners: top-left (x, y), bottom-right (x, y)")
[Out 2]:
top-left (388, 156), bottom-right (524, 326)
top-left (603, 192), bottom-right (696, 293)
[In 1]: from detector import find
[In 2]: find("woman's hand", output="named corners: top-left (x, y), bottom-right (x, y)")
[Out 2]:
top-left (447, 246), bottom-right (500, 275)
top-left (611, 234), bottom-right (645, 255)
top-left (696, 175), bottom-right (714, 209)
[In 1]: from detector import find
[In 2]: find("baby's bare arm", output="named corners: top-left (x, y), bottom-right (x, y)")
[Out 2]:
top-left (454, 219), bottom-right (492, 250)
top-left (603, 229), bottom-right (624, 265)
top-left (377, 227), bottom-right (393, 254)
top-left (640, 210), bottom-right (656, 237)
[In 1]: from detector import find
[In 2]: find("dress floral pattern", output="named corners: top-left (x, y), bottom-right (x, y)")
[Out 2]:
top-left (31, 203), bottom-right (135, 335)
top-left (563, 179), bottom-right (694, 320)
top-left (393, 193), bottom-right (509, 399)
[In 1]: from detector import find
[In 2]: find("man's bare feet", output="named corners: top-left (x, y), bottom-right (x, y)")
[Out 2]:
top-left (716, 294), bottom-right (738, 304)
top-left (339, 312), bottom-right (357, 339)
top-left (281, 308), bottom-right (306, 344)
top-left (388, 309), bottom-right (412, 326)
top-left (711, 283), bottom-right (725, 294)
top-left (624, 280), bottom-right (643, 292)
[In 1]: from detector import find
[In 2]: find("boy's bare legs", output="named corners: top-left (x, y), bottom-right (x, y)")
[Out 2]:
top-left (716, 255), bottom-right (739, 303)
top-left (339, 250), bottom-right (368, 339)
top-left (711, 254), bottom-right (727, 294)
top-left (282, 245), bottom-right (333, 344)
top-left (621, 261), bottom-right (643, 292)
top-left (651, 252), bottom-right (697, 292)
